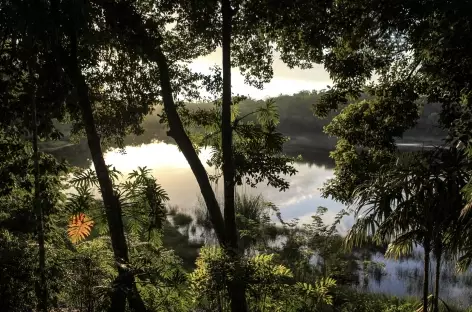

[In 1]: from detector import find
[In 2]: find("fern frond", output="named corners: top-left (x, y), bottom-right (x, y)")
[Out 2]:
top-left (69, 169), bottom-right (99, 188)
top-left (65, 184), bottom-right (95, 213)
top-left (107, 165), bottom-right (123, 185)
top-left (68, 213), bottom-right (94, 244)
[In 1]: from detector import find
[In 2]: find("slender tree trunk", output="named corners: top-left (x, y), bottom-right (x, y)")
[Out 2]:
top-left (97, 1), bottom-right (231, 309)
top-left (423, 240), bottom-right (431, 312)
top-left (154, 48), bottom-right (227, 246)
top-left (96, 0), bottom-right (228, 246)
top-left (433, 246), bottom-right (442, 312)
top-left (68, 30), bottom-right (146, 312)
top-left (97, 0), bottom-right (229, 247)
top-left (30, 65), bottom-right (48, 312)
top-left (221, 0), bottom-right (249, 311)
top-left (97, 0), bottom-right (230, 248)
top-left (221, 0), bottom-right (237, 252)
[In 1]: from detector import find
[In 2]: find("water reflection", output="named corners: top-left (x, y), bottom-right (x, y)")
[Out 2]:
top-left (52, 142), bottom-right (342, 224)
top-left (49, 140), bottom-right (472, 307)
top-left (361, 253), bottom-right (472, 308)
top-left (47, 134), bottom-right (338, 170)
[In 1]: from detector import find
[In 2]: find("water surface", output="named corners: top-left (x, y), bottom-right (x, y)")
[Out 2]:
top-left (53, 141), bottom-right (472, 308)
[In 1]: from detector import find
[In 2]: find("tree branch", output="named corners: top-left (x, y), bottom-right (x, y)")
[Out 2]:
top-left (154, 48), bottom-right (227, 246)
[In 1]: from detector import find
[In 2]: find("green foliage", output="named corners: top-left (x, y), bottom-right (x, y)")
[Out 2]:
top-left (177, 91), bottom-right (297, 191)
top-left (60, 237), bottom-right (116, 311)
top-left (0, 133), bottom-right (71, 310)
top-left (189, 246), bottom-right (337, 312)
top-left (66, 166), bottom-right (169, 242)
top-left (192, 193), bottom-right (283, 252)
top-left (333, 290), bottom-right (417, 312)
top-left (275, 207), bottom-right (357, 285)
top-left (128, 234), bottom-right (193, 312)
top-left (235, 194), bottom-right (281, 253)
top-left (4, 0), bottom-right (472, 310)
top-left (189, 246), bottom-right (231, 310)
top-left (0, 229), bottom-right (37, 311)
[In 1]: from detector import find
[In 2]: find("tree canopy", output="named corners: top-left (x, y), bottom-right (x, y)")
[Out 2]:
top-left (2, 0), bottom-right (472, 311)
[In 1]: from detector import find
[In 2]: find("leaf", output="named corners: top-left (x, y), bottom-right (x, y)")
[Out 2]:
top-left (256, 99), bottom-right (279, 126)
top-left (69, 168), bottom-right (99, 188)
top-left (68, 213), bottom-right (94, 244)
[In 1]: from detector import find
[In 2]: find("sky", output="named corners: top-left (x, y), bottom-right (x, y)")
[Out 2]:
top-left (189, 49), bottom-right (333, 100)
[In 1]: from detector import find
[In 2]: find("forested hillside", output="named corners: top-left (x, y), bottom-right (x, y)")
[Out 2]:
top-left (49, 90), bottom-right (445, 154)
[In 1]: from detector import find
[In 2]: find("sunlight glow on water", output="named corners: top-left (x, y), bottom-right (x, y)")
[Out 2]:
top-left (85, 141), bottom-right (471, 307)
top-left (104, 143), bottom-right (213, 170)
top-left (98, 142), bottom-right (343, 228)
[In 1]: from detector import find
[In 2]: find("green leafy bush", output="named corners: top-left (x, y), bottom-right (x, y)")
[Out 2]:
top-left (0, 230), bottom-right (37, 312)
top-left (189, 246), bottom-right (337, 312)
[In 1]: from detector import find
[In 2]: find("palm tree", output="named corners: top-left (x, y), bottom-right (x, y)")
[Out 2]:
top-left (346, 147), bottom-right (470, 312)
top-left (428, 148), bottom-right (470, 312)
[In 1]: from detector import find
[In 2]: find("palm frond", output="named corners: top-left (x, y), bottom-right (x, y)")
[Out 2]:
top-left (256, 99), bottom-right (279, 127)
top-left (384, 231), bottom-right (419, 259)
top-left (69, 168), bottom-right (99, 188)
top-left (344, 215), bottom-right (378, 250)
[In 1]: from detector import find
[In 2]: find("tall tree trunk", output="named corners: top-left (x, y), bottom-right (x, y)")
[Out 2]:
top-left (154, 49), bottom-right (227, 246)
top-left (433, 246), bottom-right (442, 312)
top-left (423, 240), bottom-right (431, 312)
top-left (222, 0), bottom-right (237, 253)
top-left (221, 0), bottom-right (249, 311)
top-left (68, 31), bottom-right (146, 312)
top-left (97, 0), bottom-right (229, 308)
top-left (30, 65), bottom-right (48, 312)
top-left (49, 1), bottom-right (143, 310)
top-left (95, 0), bottom-right (227, 245)
top-left (97, 0), bottom-right (228, 248)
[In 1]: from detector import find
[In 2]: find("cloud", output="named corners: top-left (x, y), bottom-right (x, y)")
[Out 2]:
top-left (190, 49), bottom-right (333, 99)
top-left (100, 143), bottom-right (347, 224)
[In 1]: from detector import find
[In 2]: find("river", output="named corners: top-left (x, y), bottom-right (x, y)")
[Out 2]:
top-left (51, 140), bottom-right (472, 309)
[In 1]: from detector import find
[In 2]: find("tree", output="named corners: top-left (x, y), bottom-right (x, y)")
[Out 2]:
top-left (343, 147), bottom-right (471, 312)
top-left (220, 0), bottom-right (248, 308)
top-left (2, 0), bottom-right (167, 308)
top-left (269, 0), bottom-right (472, 309)
top-left (50, 0), bottom-right (165, 309)
top-left (65, 165), bottom-right (198, 310)
top-left (0, 130), bottom-right (69, 311)
top-left (91, 0), bottom-right (331, 310)
top-left (0, 0), bottom-right (73, 308)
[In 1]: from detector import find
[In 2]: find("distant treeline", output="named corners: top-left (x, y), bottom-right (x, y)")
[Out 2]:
top-left (238, 90), bottom-right (445, 147)
top-left (48, 90), bottom-right (445, 168)
top-left (178, 90), bottom-right (445, 148)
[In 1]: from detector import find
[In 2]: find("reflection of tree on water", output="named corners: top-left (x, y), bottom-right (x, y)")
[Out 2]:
top-left (47, 131), bottom-right (339, 170)
top-left (47, 139), bottom-right (92, 168)
top-left (46, 115), bottom-right (437, 171)
top-left (44, 121), bottom-right (472, 306)
top-left (396, 266), bottom-right (424, 295)
top-left (358, 256), bottom-right (388, 290)
top-left (391, 257), bottom-right (472, 307)
top-left (353, 249), bottom-right (472, 308)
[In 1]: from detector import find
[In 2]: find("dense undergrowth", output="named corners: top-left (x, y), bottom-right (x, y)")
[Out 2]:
top-left (0, 150), bottom-right (467, 312)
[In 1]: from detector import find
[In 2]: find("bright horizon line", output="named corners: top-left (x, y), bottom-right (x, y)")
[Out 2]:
top-left (189, 56), bottom-right (333, 100)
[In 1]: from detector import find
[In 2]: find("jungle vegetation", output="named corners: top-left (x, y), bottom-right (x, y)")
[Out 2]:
top-left (2, 0), bottom-right (472, 312)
